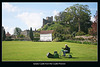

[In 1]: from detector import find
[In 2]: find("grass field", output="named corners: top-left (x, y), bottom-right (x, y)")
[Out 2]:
top-left (2, 41), bottom-right (97, 61)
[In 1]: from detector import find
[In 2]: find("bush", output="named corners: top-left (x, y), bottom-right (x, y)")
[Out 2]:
top-left (6, 38), bottom-right (13, 41)
top-left (72, 31), bottom-right (76, 37)
top-left (63, 40), bottom-right (97, 45)
top-left (33, 38), bottom-right (40, 42)
top-left (63, 40), bottom-right (82, 44)
top-left (76, 31), bottom-right (86, 36)
top-left (63, 34), bottom-right (72, 40)
top-left (92, 42), bottom-right (97, 45)
top-left (13, 39), bottom-right (24, 41)
top-left (85, 34), bottom-right (91, 36)
top-left (53, 37), bottom-right (60, 42)
top-left (77, 37), bottom-right (84, 40)
top-left (72, 37), bottom-right (76, 40)
top-left (72, 37), bottom-right (84, 40)
top-left (34, 32), bottom-right (40, 38)
top-left (13, 39), bottom-right (20, 41)
top-left (5, 36), bottom-right (13, 41)
top-left (83, 41), bottom-right (91, 44)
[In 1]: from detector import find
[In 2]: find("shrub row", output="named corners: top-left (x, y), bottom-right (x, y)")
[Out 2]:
top-left (13, 39), bottom-right (24, 41)
top-left (76, 31), bottom-right (86, 36)
top-left (63, 40), bottom-right (97, 45)
top-left (63, 40), bottom-right (82, 44)
top-left (72, 37), bottom-right (84, 40)
top-left (33, 38), bottom-right (40, 42)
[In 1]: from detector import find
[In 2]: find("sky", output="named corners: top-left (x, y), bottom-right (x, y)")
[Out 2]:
top-left (2, 2), bottom-right (98, 35)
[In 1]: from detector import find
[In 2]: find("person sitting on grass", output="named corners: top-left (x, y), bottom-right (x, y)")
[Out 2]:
top-left (62, 44), bottom-right (70, 56)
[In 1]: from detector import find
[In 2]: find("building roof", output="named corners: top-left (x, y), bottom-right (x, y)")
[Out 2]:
top-left (6, 32), bottom-right (11, 36)
top-left (40, 30), bottom-right (54, 34)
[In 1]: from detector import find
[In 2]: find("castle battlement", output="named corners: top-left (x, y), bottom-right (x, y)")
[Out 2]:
top-left (42, 16), bottom-right (53, 28)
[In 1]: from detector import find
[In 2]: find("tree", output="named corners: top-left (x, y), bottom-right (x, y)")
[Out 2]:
top-left (89, 22), bottom-right (97, 36)
top-left (55, 11), bottom-right (66, 22)
top-left (88, 11), bottom-right (97, 37)
top-left (2, 29), bottom-right (6, 41)
top-left (17, 35), bottom-right (25, 38)
top-left (55, 4), bottom-right (92, 33)
top-left (34, 32), bottom-right (40, 38)
top-left (29, 27), bottom-right (33, 41)
top-left (14, 27), bottom-right (22, 36)
top-left (66, 4), bottom-right (91, 32)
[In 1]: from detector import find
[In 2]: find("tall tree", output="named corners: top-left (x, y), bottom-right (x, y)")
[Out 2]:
top-left (55, 4), bottom-right (92, 33)
top-left (89, 11), bottom-right (98, 37)
top-left (14, 27), bottom-right (22, 36)
top-left (65, 4), bottom-right (91, 32)
top-left (29, 27), bottom-right (33, 41)
top-left (89, 22), bottom-right (97, 36)
top-left (2, 29), bottom-right (6, 41)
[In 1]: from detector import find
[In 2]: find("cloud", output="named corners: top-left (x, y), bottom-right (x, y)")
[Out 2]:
top-left (5, 26), bottom-right (14, 35)
top-left (53, 10), bottom-right (59, 16)
top-left (90, 16), bottom-right (95, 22)
top-left (2, 2), bottom-right (19, 12)
top-left (16, 12), bottom-right (43, 30)
top-left (52, 10), bottom-right (59, 21)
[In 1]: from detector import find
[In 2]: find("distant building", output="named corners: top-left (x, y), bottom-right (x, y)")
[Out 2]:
top-left (42, 16), bottom-right (53, 27)
top-left (40, 30), bottom-right (54, 41)
top-left (6, 32), bottom-right (11, 37)
top-left (11, 35), bottom-right (17, 39)
top-left (20, 30), bottom-right (30, 37)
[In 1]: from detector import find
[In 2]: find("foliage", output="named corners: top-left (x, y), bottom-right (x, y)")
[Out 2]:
top-left (38, 4), bottom-right (94, 42)
top-left (17, 35), bottom-right (25, 38)
top-left (83, 41), bottom-right (91, 44)
top-left (33, 38), bottom-right (40, 42)
top-left (2, 29), bottom-right (6, 41)
top-left (85, 34), bottom-right (91, 36)
top-left (42, 22), bottom-right (71, 41)
top-left (63, 40), bottom-right (94, 45)
top-left (52, 37), bottom-right (59, 42)
top-left (62, 34), bottom-right (72, 40)
top-left (13, 39), bottom-right (24, 41)
top-left (29, 27), bottom-right (34, 41)
top-left (63, 40), bottom-right (82, 44)
top-left (75, 37), bottom-right (84, 40)
top-left (34, 32), bottom-right (40, 37)
top-left (66, 4), bottom-right (91, 32)
top-left (37, 28), bottom-right (42, 31)
top-left (14, 27), bottom-right (22, 36)
top-left (71, 31), bottom-right (76, 37)
top-left (92, 42), bottom-right (97, 45)
top-left (5, 36), bottom-right (12, 41)
top-left (52, 37), bottom-right (61, 42)
top-left (55, 4), bottom-right (92, 33)
top-left (76, 31), bottom-right (86, 36)
top-left (88, 22), bottom-right (97, 36)
top-left (39, 4), bottom-right (92, 42)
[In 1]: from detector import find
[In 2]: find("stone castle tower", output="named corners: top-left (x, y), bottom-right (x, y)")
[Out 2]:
top-left (42, 16), bottom-right (53, 27)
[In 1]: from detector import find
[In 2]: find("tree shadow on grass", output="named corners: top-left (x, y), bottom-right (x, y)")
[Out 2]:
top-left (47, 57), bottom-right (62, 59)
top-left (59, 56), bottom-right (79, 59)
top-left (49, 57), bottom-right (79, 59)
top-left (47, 57), bottom-right (79, 59)
top-left (65, 57), bottom-right (79, 59)
top-left (71, 57), bottom-right (79, 59)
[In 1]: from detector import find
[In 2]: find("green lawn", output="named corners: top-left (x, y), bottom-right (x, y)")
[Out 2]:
top-left (2, 41), bottom-right (97, 61)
